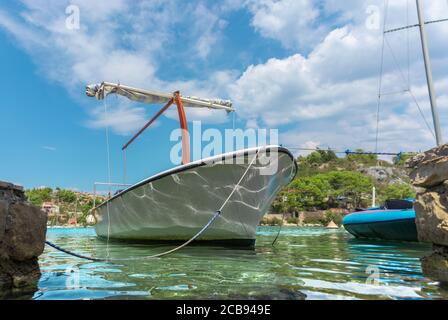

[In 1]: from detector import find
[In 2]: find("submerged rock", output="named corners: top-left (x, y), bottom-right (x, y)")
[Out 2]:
top-left (0, 181), bottom-right (47, 290)
top-left (421, 245), bottom-right (448, 285)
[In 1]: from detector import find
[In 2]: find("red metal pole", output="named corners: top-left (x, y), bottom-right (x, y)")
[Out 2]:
top-left (174, 92), bottom-right (190, 164)
top-left (122, 98), bottom-right (174, 150)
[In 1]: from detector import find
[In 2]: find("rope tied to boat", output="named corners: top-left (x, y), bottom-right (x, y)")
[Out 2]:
top-left (45, 148), bottom-right (261, 262)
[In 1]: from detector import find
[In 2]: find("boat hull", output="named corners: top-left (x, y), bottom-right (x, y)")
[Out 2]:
top-left (343, 209), bottom-right (418, 242)
top-left (94, 146), bottom-right (296, 243)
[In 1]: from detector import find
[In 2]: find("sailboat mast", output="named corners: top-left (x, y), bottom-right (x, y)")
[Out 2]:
top-left (416, 0), bottom-right (443, 145)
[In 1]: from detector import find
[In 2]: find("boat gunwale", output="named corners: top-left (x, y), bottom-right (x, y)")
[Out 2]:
top-left (343, 217), bottom-right (416, 226)
top-left (343, 209), bottom-right (416, 226)
top-left (95, 145), bottom-right (297, 210)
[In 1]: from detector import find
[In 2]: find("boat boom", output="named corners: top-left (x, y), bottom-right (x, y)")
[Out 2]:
top-left (86, 82), bottom-right (234, 112)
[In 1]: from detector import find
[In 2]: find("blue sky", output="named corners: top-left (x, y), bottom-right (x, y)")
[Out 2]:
top-left (1, 0), bottom-right (448, 191)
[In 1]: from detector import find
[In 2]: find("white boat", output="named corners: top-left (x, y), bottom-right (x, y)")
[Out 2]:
top-left (87, 82), bottom-right (297, 245)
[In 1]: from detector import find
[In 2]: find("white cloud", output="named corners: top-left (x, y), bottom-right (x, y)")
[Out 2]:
top-left (42, 146), bottom-right (56, 151)
top-left (245, 0), bottom-right (326, 50)
top-left (0, 0), bottom-right (233, 135)
top-left (86, 99), bottom-right (149, 136)
top-left (1, 0), bottom-right (448, 154)
top-left (191, 4), bottom-right (228, 59)
top-left (228, 0), bottom-right (448, 153)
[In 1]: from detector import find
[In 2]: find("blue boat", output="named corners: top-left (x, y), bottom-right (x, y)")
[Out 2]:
top-left (343, 199), bottom-right (418, 242)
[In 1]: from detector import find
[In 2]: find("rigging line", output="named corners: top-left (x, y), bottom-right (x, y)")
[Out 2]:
top-left (384, 37), bottom-right (410, 91)
top-left (219, 148), bottom-right (260, 212)
top-left (384, 23), bottom-right (419, 33)
top-left (384, 18), bottom-right (448, 33)
top-left (104, 97), bottom-right (112, 258)
top-left (375, 0), bottom-right (389, 154)
top-left (407, 90), bottom-right (437, 139)
top-left (123, 91), bottom-right (127, 185)
top-left (379, 89), bottom-right (409, 97)
top-left (383, 28), bottom-right (436, 139)
top-left (406, 0), bottom-right (410, 90)
top-left (283, 146), bottom-right (409, 155)
top-left (383, 27), bottom-right (435, 140)
top-left (123, 149), bottom-right (127, 185)
top-left (425, 18), bottom-right (448, 25)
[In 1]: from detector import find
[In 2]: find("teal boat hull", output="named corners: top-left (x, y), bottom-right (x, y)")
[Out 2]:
top-left (343, 209), bottom-right (418, 242)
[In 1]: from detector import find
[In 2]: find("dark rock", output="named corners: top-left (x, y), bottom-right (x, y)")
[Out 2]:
top-left (421, 245), bottom-right (448, 285)
top-left (0, 258), bottom-right (41, 289)
top-left (0, 181), bottom-right (47, 290)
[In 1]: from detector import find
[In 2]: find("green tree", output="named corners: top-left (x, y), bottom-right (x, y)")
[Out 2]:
top-left (393, 152), bottom-right (417, 166)
top-left (287, 175), bottom-right (332, 210)
top-left (319, 150), bottom-right (338, 163)
top-left (303, 150), bottom-right (338, 166)
top-left (347, 149), bottom-right (377, 164)
top-left (379, 183), bottom-right (416, 202)
top-left (25, 187), bottom-right (53, 207)
top-left (325, 171), bottom-right (373, 208)
top-left (55, 189), bottom-right (77, 203)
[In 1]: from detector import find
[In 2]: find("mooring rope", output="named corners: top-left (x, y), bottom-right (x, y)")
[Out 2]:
top-left (271, 212), bottom-right (286, 246)
top-left (45, 148), bottom-right (261, 262)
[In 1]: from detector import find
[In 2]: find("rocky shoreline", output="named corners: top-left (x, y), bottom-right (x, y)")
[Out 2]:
top-left (0, 181), bottom-right (47, 295)
top-left (408, 144), bottom-right (448, 284)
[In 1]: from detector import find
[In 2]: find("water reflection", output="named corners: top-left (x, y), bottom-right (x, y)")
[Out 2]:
top-left (12, 227), bottom-right (448, 300)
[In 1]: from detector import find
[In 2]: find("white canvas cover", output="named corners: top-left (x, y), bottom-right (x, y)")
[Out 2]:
top-left (86, 82), bottom-right (234, 112)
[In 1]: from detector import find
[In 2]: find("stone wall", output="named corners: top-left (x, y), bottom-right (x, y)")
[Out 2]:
top-left (407, 145), bottom-right (448, 283)
top-left (0, 181), bottom-right (47, 293)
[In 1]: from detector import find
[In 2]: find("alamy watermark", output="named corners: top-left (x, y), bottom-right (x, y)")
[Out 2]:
top-left (365, 5), bottom-right (381, 30)
top-left (65, 5), bottom-right (80, 30)
top-left (65, 265), bottom-right (81, 289)
top-left (170, 121), bottom-right (280, 175)
top-left (365, 265), bottom-right (380, 285)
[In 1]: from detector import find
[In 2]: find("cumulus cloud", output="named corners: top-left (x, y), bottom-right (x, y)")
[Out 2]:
top-left (0, 0), bottom-right (233, 135)
top-left (1, 0), bottom-right (447, 153)
top-left (229, 0), bottom-right (448, 152)
top-left (245, 0), bottom-right (326, 50)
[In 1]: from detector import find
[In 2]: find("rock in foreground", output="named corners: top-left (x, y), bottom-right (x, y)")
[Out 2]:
top-left (413, 183), bottom-right (448, 246)
top-left (421, 245), bottom-right (448, 284)
top-left (0, 181), bottom-right (47, 291)
top-left (408, 145), bottom-right (448, 285)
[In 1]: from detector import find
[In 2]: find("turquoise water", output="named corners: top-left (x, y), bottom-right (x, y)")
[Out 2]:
top-left (21, 227), bottom-right (448, 299)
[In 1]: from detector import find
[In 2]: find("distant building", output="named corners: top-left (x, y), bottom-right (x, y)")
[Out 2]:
top-left (86, 215), bottom-right (96, 225)
top-left (41, 202), bottom-right (60, 216)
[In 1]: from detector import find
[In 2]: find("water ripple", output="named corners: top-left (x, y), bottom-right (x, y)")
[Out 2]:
top-left (11, 226), bottom-right (447, 300)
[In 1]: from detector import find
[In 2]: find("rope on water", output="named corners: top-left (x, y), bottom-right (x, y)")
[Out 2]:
top-left (271, 212), bottom-right (286, 246)
top-left (45, 241), bottom-right (103, 262)
top-left (45, 148), bottom-right (261, 262)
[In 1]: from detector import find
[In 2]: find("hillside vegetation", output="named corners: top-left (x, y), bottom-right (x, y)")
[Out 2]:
top-left (25, 187), bottom-right (104, 225)
top-left (272, 149), bottom-right (416, 215)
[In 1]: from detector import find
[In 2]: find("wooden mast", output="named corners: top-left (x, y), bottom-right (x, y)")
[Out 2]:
top-left (122, 91), bottom-right (191, 165)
